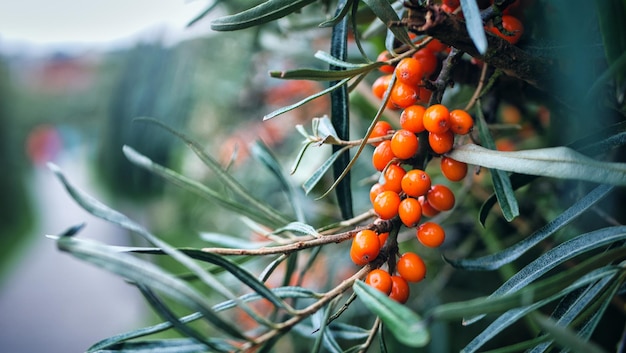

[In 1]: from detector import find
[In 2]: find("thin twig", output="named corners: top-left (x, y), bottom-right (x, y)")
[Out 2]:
top-left (464, 63), bottom-right (490, 111)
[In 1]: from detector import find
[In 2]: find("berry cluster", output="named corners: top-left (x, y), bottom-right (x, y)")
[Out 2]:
top-left (350, 48), bottom-right (475, 301)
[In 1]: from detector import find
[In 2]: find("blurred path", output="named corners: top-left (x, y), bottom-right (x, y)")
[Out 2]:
top-left (0, 149), bottom-right (147, 353)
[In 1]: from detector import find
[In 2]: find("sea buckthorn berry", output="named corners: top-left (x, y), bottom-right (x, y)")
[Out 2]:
top-left (369, 120), bottom-right (393, 146)
top-left (383, 164), bottom-right (406, 193)
top-left (376, 51), bottom-right (395, 74)
top-left (490, 15), bottom-right (524, 44)
top-left (373, 190), bottom-right (401, 220)
top-left (365, 269), bottom-right (393, 295)
top-left (426, 184), bottom-right (456, 211)
top-left (395, 57), bottom-right (424, 87)
top-left (398, 197), bottom-right (422, 227)
top-left (401, 169), bottom-right (431, 197)
top-left (448, 109), bottom-right (474, 135)
top-left (412, 49), bottom-right (438, 77)
top-left (417, 222), bottom-right (446, 248)
top-left (390, 129), bottom-right (419, 160)
top-left (397, 252), bottom-right (426, 283)
top-left (419, 196), bottom-right (440, 217)
top-left (372, 74), bottom-right (392, 100)
top-left (428, 130), bottom-right (455, 154)
top-left (369, 183), bottom-right (386, 204)
top-left (350, 230), bottom-right (381, 266)
top-left (441, 156), bottom-right (468, 182)
top-left (378, 232), bottom-right (389, 247)
top-left (400, 105), bottom-right (426, 133)
top-left (389, 275), bottom-right (410, 303)
top-left (372, 140), bottom-right (394, 171)
top-left (423, 104), bottom-right (450, 134)
top-left (417, 87), bottom-right (433, 104)
top-left (425, 38), bottom-right (447, 53)
top-left (390, 81), bottom-right (419, 109)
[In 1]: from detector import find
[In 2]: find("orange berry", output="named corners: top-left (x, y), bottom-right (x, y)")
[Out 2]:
top-left (490, 15), bottom-right (524, 44)
top-left (377, 51), bottom-right (395, 74)
top-left (350, 230), bottom-right (381, 266)
top-left (389, 275), bottom-right (410, 303)
top-left (401, 169), bottom-right (431, 197)
top-left (372, 140), bottom-right (394, 171)
top-left (397, 252), bottom-right (426, 282)
top-left (373, 190), bottom-right (401, 220)
top-left (383, 164), bottom-right (406, 193)
top-left (440, 156), bottom-right (468, 182)
top-left (448, 109), bottom-right (474, 135)
top-left (372, 74), bottom-right (392, 100)
top-left (398, 197), bottom-right (422, 227)
top-left (369, 182), bottom-right (386, 204)
top-left (412, 49), bottom-right (438, 77)
top-left (369, 120), bottom-right (393, 146)
top-left (417, 87), bottom-right (433, 104)
top-left (425, 38), bottom-right (447, 53)
top-left (423, 104), bottom-right (450, 133)
top-left (400, 105), bottom-right (426, 133)
top-left (426, 184), bottom-right (455, 211)
top-left (390, 81), bottom-right (419, 109)
top-left (395, 57), bottom-right (424, 87)
top-left (378, 232), bottom-right (389, 247)
top-left (417, 221), bottom-right (446, 248)
top-left (428, 130), bottom-right (455, 154)
top-left (365, 269), bottom-right (393, 295)
top-left (419, 196), bottom-right (440, 217)
top-left (390, 129), bottom-right (419, 160)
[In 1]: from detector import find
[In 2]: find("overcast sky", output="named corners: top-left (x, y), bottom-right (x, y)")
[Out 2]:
top-left (0, 0), bottom-right (213, 52)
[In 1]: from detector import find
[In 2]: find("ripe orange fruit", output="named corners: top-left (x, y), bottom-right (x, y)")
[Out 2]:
top-left (365, 269), bottom-right (393, 295)
top-left (395, 57), bottom-right (424, 87)
top-left (440, 156), bottom-right (468, 182)
top-left (376, 51), bottom-right (395, 74)
top-left (398, 197), bottom-right (422, 227)
top-left (372, 74), bottom-right (392, 100)
top-left (373, 190), bottom-right (401, 220)
top-left (428, 130), bottom-right (455, 154)
top-left (448, 109), bottom-right (474, 135)
top-left (369, 120), bottom-right (393, 146)
top-left (417, 222), bottom-right (446, 248)
top-left (423, 104), bottom-right (450, 134)
top-left (426, 184), bottom-right (456, 211)
top-left (400, 105), bottom-right (426, 133)
top-left (383, 164), bottom-right (406, 193)
top-left (401, 169), bottom-right (431, 197)
top-left (390, 82), bottom-right (419, 109)
top-left (397, 252), bottom-right (427, 282)
top-left (389, 275), bottom-right (410, 303)
top-left (390, 129), bottom-right (419, 160)
top-left (350, 230), bottom-right (381, 266)
top-left (372, 140), bottom-right (394, 171)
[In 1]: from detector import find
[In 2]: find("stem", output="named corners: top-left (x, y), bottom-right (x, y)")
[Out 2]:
top-left (464, 63), bottom-right (490, 111)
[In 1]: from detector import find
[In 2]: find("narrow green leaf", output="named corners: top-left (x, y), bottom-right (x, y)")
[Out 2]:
top-left (133, 118), bottom-right (290, 226)
top-left (250, 141), bottom-right (306, 222)
top-left (530, 313), bottom-right (609, 353)
top-left (290, 141), bottom-right (315, 174)
top-left (121, 145), bottom-right (282, 227)
top-left (318, 0), bottom-right (354, 28)
top-left (89, 286), bottom-right (318, 352)
top-left (594, 1), bottom-right (626, 85)
top-left (302, 146), bottom-right (350, 194)
top-left (93, 338), bottom-right (225, 353)
top-left (264, 78), bottom-right (351, 121)
top-left (269, 64), bottom-right (382, 81)
top-left (463, 226), bottom-right (626, 324)
top-left (461, 0), bottom-right (488, 54)
top-left (135, 284), bottom-right (216, 349)
top-left (55, 235), bottom-right (246, 341)
top-left (330, 0), bottom-right (353, 220)
top-left (461, 273), bottom-right (617, 353)
top-left (314, 51), bottom-right (363, 69)
top-left (200, 232), bottom-right (271, 249)
top-left (448, 144), bottom-right (626, 186)
top-left (430, 263), bottom-right (621, 322)
top-left (473, 102), bottom-right (519, 221)
top-left (361, 0), bottom-right (413, 46)
top-left (446, 184), bottom-right (613, 270)
top-left (210, 0), bottom-right (316, 31)
top-left (353, 280), bottom-right (430, 347)
top-left (274, 221), bottom-right (321, 237)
